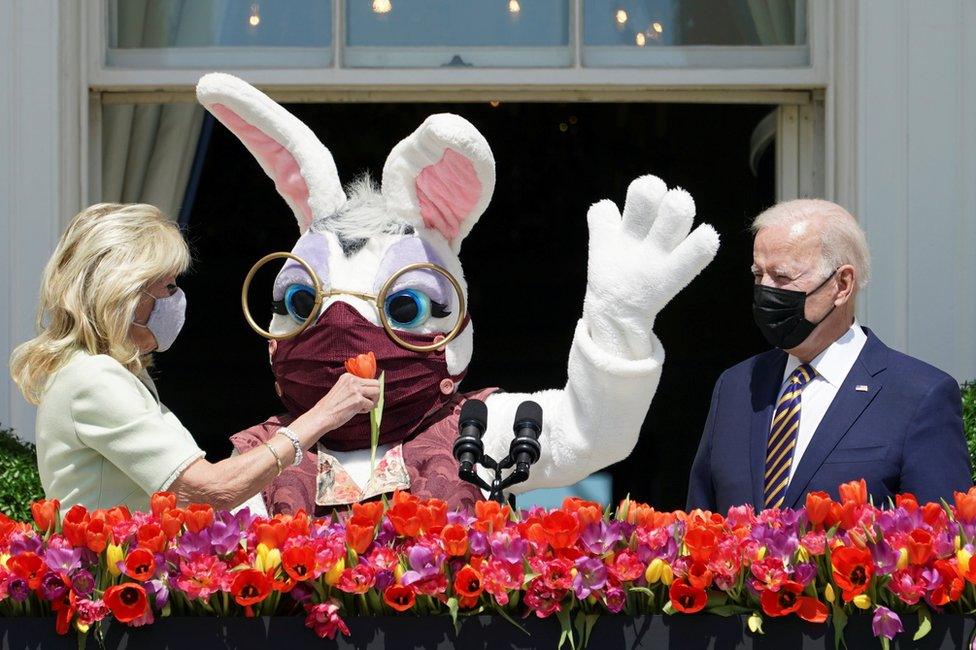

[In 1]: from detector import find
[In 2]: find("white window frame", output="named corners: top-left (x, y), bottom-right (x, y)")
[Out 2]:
top-left (85, 0), bottom-right (828, 204)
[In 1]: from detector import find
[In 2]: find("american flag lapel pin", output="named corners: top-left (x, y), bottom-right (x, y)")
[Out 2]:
top-left (855, 385), bottom-right (870, 392)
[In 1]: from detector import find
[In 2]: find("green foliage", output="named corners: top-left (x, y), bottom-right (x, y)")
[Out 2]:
top-left (0, 425), bottom-right (44, 521)
top-left (965, 382), bottom-right (976, 483)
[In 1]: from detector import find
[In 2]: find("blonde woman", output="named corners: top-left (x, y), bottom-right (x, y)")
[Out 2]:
top-left (10, 204), bottom-right (379, 514)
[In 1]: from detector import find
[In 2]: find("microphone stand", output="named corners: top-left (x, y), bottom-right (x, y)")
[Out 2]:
top-left (458, 451), bottom-right (532, 507)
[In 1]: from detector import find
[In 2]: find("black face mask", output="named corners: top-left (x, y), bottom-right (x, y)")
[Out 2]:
top-left (752, 270), bottom-right (837, 349)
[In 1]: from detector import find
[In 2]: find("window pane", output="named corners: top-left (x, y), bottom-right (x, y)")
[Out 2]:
top-left (345, 0), bottom-right (570, 68)
top-left (107, 0), bottom-right (332, 68)
top-left (583, 0), bottom-right (808, 68)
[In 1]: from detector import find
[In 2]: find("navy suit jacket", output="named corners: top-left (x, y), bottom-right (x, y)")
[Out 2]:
top-left (687, 328), bottom-right (971, 512)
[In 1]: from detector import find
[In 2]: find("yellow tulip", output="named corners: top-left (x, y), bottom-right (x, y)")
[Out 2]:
top-left (0, 553), bottom-right (10, 569)
top-left (957, 549), bottom-right (972, 574)
top-left (255, 543), bottom-right (281, 572)
top-left (756, 546), bottom-right (767, 561)
top-left (747, 612), bottom-right (764, 634)
top-left (896, 547), bottom-right (909, 570)
top-left (955, 535), bottom-right (962, 551)
top-left (325, 557), bottom-right (345, 586)
top-left (76, 621), bottom-right (90, 634)
top-left (394, 564), bottom-right (405, 581)
top-left (824, 584), bottom-right (835, 604)
top-left (796, 546), bottom-right (809, 563)
top-left (852, 594), bottom-right (872, 610)
top-left (106, 544), bottom-right (123, 577)
top-left (661, 563), bottom-right (674, 586)
top-left (645, 558), bottom-right (664, 584)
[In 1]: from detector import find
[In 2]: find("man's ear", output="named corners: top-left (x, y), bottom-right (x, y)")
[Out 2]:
top-left (835, 264), bottom-right (857, 304)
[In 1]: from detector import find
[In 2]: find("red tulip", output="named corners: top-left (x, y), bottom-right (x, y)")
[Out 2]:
top-left (123, 548), bottom-right (156, 582)
top-left (344, 352), bottom-right (377, 379)
top-left (830, 546), bottom-right (874, 601)
top-left (230, 569), bottom-right (273, 614)
top-left (838, 479), bottom-right (867, 506)
top-left (61, 505), bottom-right (90, 547)
top-left (103, 583), bottom-right (149, 623)
top-left (454, 565), bottom-right (484, 599)
top-left (30, 499), bottom-right (59, 534)
top-left (351, 501), bottom-right (385, 527)
top-left (669, 580), bottom-right (707, 613)
top-left (282, 546), bottom-right (317, 582)
top-left (955, 487), bottom-right (976, 522)
top-left (8, 552), bottom-right (46, 591)
top-left (384, 584), bottom-right (416, 612)
top-left (906, 529), bottom-right (933, 565)
top-left (542, 510), bottom-right (580, 550)
top-left (136, 523), bottom-right (166, 554)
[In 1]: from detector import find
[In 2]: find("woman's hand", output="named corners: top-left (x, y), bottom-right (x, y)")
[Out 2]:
top-left (308, 372), bottom-right (380, 434)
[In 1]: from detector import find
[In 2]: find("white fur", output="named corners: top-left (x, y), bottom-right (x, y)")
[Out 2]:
top-left (197, 75), bottom-right (720, 500)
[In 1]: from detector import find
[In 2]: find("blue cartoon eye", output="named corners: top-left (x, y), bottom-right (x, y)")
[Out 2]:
top-left (284, 284), bottom-right (317, 323)
top-left (384, 288), bottom-right (451, 330)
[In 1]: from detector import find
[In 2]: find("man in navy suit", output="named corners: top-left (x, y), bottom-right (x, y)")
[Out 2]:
top-left (687, 199), bottom-right (971, 513)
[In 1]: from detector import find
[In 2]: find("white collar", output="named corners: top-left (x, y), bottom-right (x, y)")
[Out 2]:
top-left (783, 321), bottom-right (867, 388)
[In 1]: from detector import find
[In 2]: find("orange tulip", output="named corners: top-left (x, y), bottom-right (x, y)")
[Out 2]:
top-left (30, 499), bottom-right (59, 534)
top-left (838, 479), bottom-right (867, 506)
top-left (352, 501), bottom-right (385, 527)
top-left (344, 352), bottom-right (377, 379)
top-left (123, 548), bottom-right (156, 582)
top-left (955, 487), bottom-right (976, 522)
top-left (150, 491), bottom-right (177, 517)
top-left (473, 500), bottom-right (511, 534)
top-left (345, 515), bottom-right (376, 555)
top-left (906, 529), bottom-right (933, 565)
top-left (441, 523), bottom-right (469, 556)
top-left (562, 497), bottom-right (603, 527)
top-left (84, 517), bottom-right (109, 554)
top-left (161, 508), bottom-right (185, 539)
top-left (684, 526), bottom-right (717, 563)
top-left (896, 493), bottom-right (919, 512)
top-left (542, 510), bottom-right (580, 550)
top-left (454, 564), bottom-right (484, 599)
top-left (184, 503), bottom-right (214, 534)
top-left (805, 491), bottom-right (833, 527)
top-left (136, 522), bottom-right (166, 554)
top-left (61, 505), bottom-right (90, 547)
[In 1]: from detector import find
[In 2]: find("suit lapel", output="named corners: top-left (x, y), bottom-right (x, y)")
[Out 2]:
top-left (783, 330), bottom-right (888, 508)
top-left (749, 351), bottom-right (788, 509)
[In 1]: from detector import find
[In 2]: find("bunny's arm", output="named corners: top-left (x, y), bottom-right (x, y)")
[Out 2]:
top-left (478, 176), bottom-right (718, 494)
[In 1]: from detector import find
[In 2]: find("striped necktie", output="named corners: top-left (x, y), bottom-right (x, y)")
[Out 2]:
top-left (764, 363), bottom-right (815, 509)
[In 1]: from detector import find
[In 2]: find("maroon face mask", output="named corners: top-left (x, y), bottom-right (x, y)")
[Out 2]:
top-left (271, 301), bottom-right (468, 451)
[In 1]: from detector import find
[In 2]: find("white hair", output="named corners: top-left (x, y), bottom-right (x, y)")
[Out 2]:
top-left (310, 174), bottom-right (412, 243)
top-left (751, 199), bottom-right (871, 288)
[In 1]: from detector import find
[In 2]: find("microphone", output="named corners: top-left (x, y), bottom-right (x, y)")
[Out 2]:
top-left (453, 399), bottom-right (488, 477)
top-left (510, 401), bottom-right (542, 477)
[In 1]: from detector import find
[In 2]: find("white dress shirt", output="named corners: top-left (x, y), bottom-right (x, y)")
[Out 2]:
top-left (779, 321), bottom-right (867, 484)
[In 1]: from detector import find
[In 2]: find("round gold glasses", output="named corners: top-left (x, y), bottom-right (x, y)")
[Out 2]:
top-left (241, 252), bottom-right (466, 353)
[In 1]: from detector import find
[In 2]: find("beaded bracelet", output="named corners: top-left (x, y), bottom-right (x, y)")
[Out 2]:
top-left (276, 427), bottom-right (303, 467)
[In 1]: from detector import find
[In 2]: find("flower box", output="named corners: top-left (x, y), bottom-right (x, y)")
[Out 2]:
top-left (2, 614), bottom-right (974, 650)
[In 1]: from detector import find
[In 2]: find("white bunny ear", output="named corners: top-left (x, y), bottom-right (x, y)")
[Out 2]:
top-left (381, 114), bottom-right (495, 249)
top-left (196, 73), bottom-right (345, 233)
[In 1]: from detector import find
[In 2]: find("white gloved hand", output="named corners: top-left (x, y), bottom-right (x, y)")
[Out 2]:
top-left (582, 175), bottom-right (720, 360)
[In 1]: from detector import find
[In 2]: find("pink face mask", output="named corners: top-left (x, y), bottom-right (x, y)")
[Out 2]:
top-left (271, 301), bottom-right (468, 451)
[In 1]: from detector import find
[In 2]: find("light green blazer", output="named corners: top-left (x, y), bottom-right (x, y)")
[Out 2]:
top-left (35, 350), bottom-right (205, 513)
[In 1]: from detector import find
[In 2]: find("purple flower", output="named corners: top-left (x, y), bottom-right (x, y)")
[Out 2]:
top-left (8, 577), bottom-right (30, 602)
top-left (489, 530), bottom-right (529, 564)
top-left (468, 531), bottom-right (488, 556)
top-left (603, 586), bottom-right (626, 613)
top-left (8, 532), bottom-right (42, 556)
top-left (289, 582), bottom-right (313, 603)
top-left (792, 563), bottom-right (817, 586)
top-left (402, 546), bottom-right (439, 586)
top-left (44, 547), bottom-right (82, 573)
top-left (146, 579), bottom-right (169, 611)
top-left (374, 519), bottom-right (396, 547)
top-left (868, 539), bottom-right (899, 574)
top-left (872, 606), bottom-right (904, 640)
top-left (40, 572), bottom-right (68, 601)
top-left (70, 569), bottom-right (95, 597)
top-left (209, 514), bottom-right (243, 556)
top-left (572, 557), bottom-right (607, 600)
top-left (374, 570), bottom-right (394, 592)
top-left (174, 530), bottom-right (212, 560)
top-left (580, 521), bottom-right (622, 555)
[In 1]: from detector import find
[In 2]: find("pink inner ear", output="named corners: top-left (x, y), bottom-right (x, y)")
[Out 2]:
top-left (210, 103), bottom-right (313, 231)
top-left (415, 148), bottom-right (481, 241)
